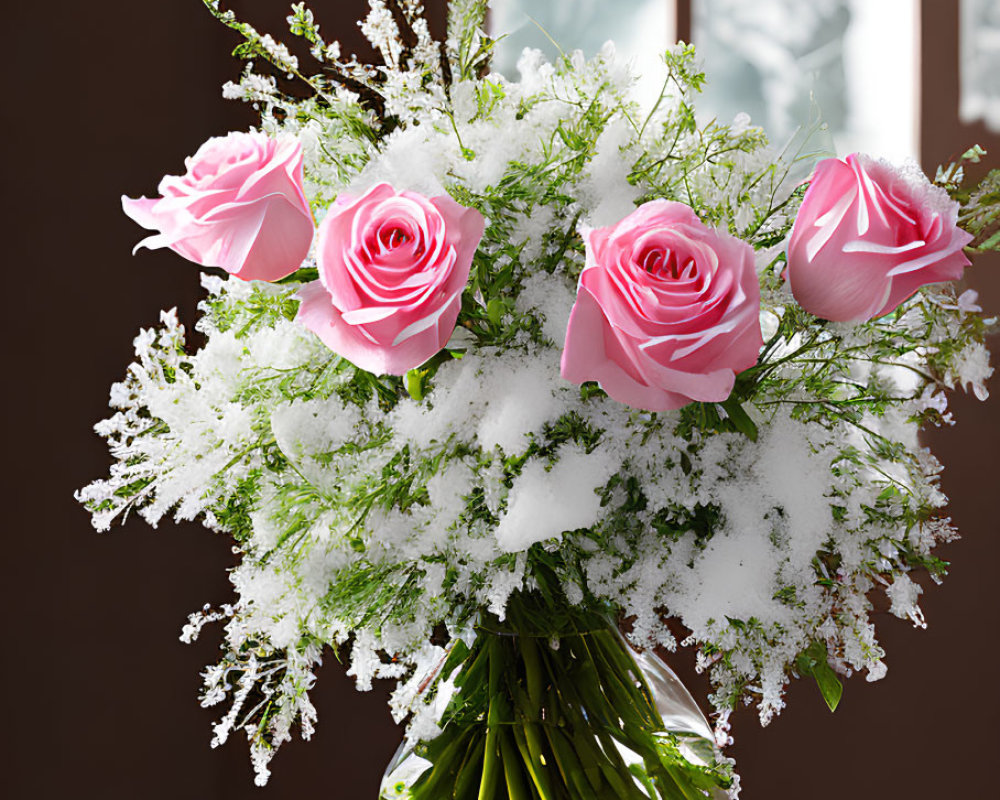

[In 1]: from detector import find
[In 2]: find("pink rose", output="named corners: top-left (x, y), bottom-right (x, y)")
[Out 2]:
top-left (786, 153), bottom-right (973, 322)
top-left (122, 131), bottom-right (314, 281)
top-left (296, 183), bottom-right (485, 375)
top-left (561, 200), bottom-right (762, 411)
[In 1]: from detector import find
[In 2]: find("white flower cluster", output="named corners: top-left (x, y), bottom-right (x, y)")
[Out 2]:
top-left (82, 3), bottom-right (995, 786)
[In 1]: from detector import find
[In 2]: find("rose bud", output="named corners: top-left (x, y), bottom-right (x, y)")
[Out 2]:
top-left (122, 131), bottom-right (315, 281)
top-left (296, 183), bottom-right (485, 376)
top-left (786, 153), bottom-right (973, 322)
top-left (561, 200), bottom-right (763, 411)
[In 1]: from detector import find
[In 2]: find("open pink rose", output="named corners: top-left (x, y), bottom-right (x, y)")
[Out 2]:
top-left (296, 183), bottom-right (485, 375)
top-left (122, 131), bottom-right (314, 281)
top-left (786, 153), bottom-right (973, 322)
top-left (561, 200), bottom-right (762, 411)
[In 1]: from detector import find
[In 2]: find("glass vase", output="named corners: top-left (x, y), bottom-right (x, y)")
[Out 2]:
top-left (380, 590), bottom-right (731, 800)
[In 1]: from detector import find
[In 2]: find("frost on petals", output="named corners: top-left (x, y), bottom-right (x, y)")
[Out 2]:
top-left (786, 153), bottom-right (973, 322)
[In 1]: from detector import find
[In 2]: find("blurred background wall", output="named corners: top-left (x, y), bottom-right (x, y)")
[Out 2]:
top-left (5, 1), bottom-right (998, 798)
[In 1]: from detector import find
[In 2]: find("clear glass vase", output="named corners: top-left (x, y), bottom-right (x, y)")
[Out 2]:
top-left (380, 591), bottom-right (731, 800)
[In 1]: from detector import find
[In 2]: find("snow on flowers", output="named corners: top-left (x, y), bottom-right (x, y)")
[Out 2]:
top-left (786, 153), bottom-right (974, 322)
top-left (80, 0), bottom-right (998, 788)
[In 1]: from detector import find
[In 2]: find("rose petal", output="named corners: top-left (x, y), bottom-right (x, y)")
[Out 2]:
top-left (123, 132), bottom-right (314, 281)
top-left (787, 153), bottom-right (971, 321)
top-left (307, 184), bottom-right (485, 375)
top-left (562, 200), bottom-right (761, 410)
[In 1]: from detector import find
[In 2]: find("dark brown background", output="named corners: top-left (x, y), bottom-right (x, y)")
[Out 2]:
top-left (5, 1), bottom-right (998, 798)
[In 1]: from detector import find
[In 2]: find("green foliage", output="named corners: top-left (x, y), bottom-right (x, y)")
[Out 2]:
top-left (937, 146), bottom-right (1000, 251)
top-left (446, 0), bottom-right (493, 80)
top-left (935, 144), bottom-right (987, 194)
top-left (963, 168), bottom-right (1000, 251)
top-left (676, 397), bottom-right (758, 441)
top-left (662, 43), bottom-right (706, 95)
top-left (212, 474), bottom-right (260, 543)
top-left (287, 2), bottom-right (323, 49)
top-left (795, 641), bottom-right (843, 712)
top-left (405, 367), bottom-right (429, 402)
top-left (200, 282), bottom-right (299, 336)
top-left (203, 0), bottom-right (304, 80)
top-left (628, 47), bottom-right (769, 219)
top-left (321, 561), bottom-right (425, 632)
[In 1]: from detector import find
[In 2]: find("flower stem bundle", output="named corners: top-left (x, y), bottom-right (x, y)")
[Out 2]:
top-left (386, 574), bottom-right (731, 800)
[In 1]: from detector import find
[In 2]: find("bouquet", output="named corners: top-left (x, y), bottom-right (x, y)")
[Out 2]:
top-left (78, 1), bottom-right (1000, 796)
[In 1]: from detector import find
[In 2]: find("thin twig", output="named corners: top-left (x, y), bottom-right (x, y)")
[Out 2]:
top-left (439, 40), bottom-right (453, 91)
top-left (323, 65), bottom-right (387, 119)
top-left (385, 0), bottom-right (419, 67)
top-left (969, 217), bottom-right (1000, 250)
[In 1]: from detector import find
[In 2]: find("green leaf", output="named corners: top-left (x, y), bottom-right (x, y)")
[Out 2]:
top-left (962, 144), bottom-right (987, 163)
top-left (555, 123), bottom-right (587, 151)
top-left (720, 398), bottom-right (759, 441)
top-left (406, 368), bottom-right (428, 402)
top-left (447, 0), bottom-right (492, 80)
top-left (796, 641), bottom-right (843, 712)
top-left (486, 297), bottom-right (505, 326)
top-left (975, 228), bottom-right (1000, 252)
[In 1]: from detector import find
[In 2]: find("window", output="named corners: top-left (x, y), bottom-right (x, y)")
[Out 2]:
top-left (961, 0), bottom-right (1000, 133)
top-left (488, 0), bottom-right (921, 160)
top-left (490, 0), bottom-right (675, 107)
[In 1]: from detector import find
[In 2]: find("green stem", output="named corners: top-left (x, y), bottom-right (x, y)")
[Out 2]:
top-left (479, 636), bottom-right (504, 800)
top-left (386, 588), bottom-right (732, 800)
